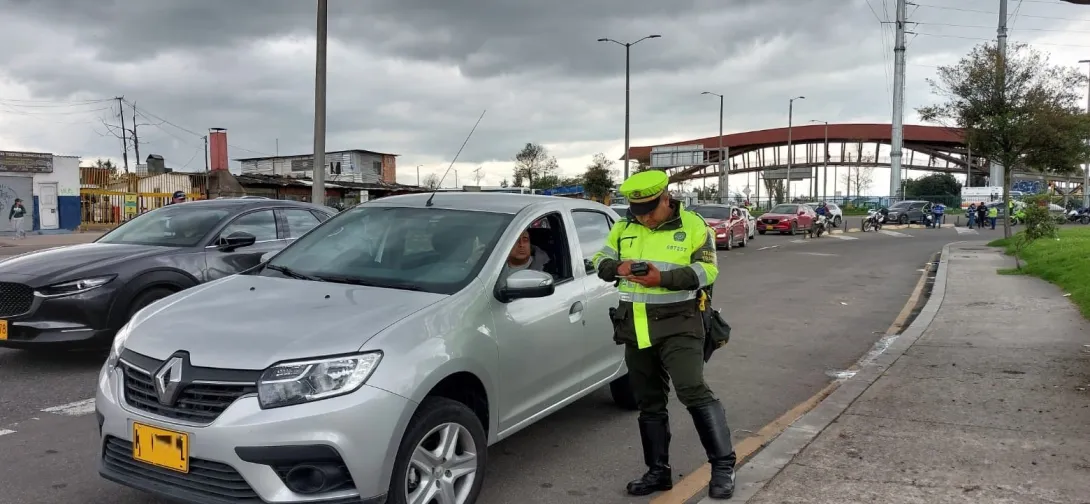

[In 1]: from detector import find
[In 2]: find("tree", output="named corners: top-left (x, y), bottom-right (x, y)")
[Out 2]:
top-left (499, 178), bottom-right (509, 188)
top-left (904, 173), bottom-right (962, 205)
top-left (513, 143), bottom-right (559, 189)
top-left (762, 178), bottom-right (785, 205)
top-left (917, 42), bottom-right (1090, 238)
top-left (694, 184), bottom-right (718, 202)
top-left (583, 153), bottom-right (616, 202)
top-left (839, 166), bottom-right (875, 197)
top-left (421, 173), bottom-right (442, 189)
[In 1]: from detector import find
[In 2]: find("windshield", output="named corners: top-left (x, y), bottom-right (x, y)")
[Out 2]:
top-left (690, 206), bottom-right (733, 220)
top-left (264, 205), bottom-right (513, 295)
top-left (889, 201), bottom-right (912, 209)
top-left (769, 204), bottom-right (798, 214)
top-left (96, 205), bottom-right (231, 247)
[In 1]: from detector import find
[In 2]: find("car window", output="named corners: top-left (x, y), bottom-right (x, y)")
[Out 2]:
top-left (264, 206), bottom-right (513, 295)
top-left (690, 206), bottom-right (733, 220)
top-left (769, 204), bottom-right (798, 214)
top-left (220, 210), bottom-right (278, 242)
top-left (889, 202), bottom-right (911, 209)
top-left (282, 208), bottom-right (322, 238)
top-left (571, 210), bottom-right (613, 263)
top-left (97, 206), bottom-right (231, 247)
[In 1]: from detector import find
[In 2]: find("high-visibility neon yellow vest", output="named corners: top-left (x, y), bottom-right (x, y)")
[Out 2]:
top-left (988, 207), bottom-right (998, 218)
top-left (593, 208), bottom-right (718, 348)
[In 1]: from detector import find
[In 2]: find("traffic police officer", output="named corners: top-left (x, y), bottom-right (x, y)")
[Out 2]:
top-left (591, 170), bottom-right (737, 500)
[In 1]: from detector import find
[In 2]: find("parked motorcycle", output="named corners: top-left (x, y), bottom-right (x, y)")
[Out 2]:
top-left (862, 209), bottom-right (883, 232)
top-left (1066, 207), bottom-right (1090, 225)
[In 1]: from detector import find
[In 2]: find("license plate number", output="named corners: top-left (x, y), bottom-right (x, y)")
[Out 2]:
top-left (0, 320), bottom-right (7, 340)
top-left (132, 422), bottom-right (190, 473)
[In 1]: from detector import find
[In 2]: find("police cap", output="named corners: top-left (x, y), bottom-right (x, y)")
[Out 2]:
top-left (619, 170), bottom-right (669, 215)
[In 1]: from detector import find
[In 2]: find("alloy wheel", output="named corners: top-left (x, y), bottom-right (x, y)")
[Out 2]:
top-left (405, 423), bottom-right (479, 504)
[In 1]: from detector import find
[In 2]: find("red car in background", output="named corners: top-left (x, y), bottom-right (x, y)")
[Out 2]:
top-left (690, 204), bottom-right (749, 249)
top-left (757, 203), bottom-right (816, 235)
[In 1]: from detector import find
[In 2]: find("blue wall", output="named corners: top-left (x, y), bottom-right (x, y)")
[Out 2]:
top-left (32, 195), bottom-right (81, 232)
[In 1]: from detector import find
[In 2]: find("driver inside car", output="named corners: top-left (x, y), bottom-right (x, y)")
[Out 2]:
top-left (499, 229), bottom-right (550, 282)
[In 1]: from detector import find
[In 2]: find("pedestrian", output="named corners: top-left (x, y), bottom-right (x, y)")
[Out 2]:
top-left (591, 170), bottom-right (737, 500)
top-left (8, 198), bottom-right (26, 239)
top-left (932, 202), bottom-right (944, 228)
top-left (169, 190), bottom-right (187, 205)
top-left (967, 203), bottom-right (976, 228)
top-left (988, 204), bottom-right (998, 229)
top-left (977, 203), bottom-right (988, 229)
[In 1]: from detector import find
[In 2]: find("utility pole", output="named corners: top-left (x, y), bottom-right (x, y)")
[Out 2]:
top-left (130, 103), bottom-right (141, 162)
top-left (473, 166), bottom-right (484, 185)
top-left (701, 91), bottom-right (726, 203)
top-left (311, 0), bottom-right (328, 205)
top-left (990, 0), bottom-right (1010, 190)
top-left (786, 96), bottom-right (805, 201)
top-left (1080, 59), bottom-right (1090, 208)
top-left (966, 142), bottom-right (972, 188)
top-left (889, 0), bottom-right (907, 201)
top-left (810, 120), bottom-right (829, 200)
top-left (204, 136), bottom-right (209, 173)
top-left (116, 96), bottom-right (130, 173)
top-left (416, 165), bottom-right (422, 186)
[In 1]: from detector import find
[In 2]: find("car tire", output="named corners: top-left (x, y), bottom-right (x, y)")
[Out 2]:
top-left (388, 397), bottom-right (488, 504)
top-left (726, 232), bottom-right (734, 250)
top-left (609, 374), bottom-right (640, 410)
top-left (739, 232), bottom-right (747, 247)
top-left (833, 216), bottom-right (842, 228)
top-left (127, 287), bottom-right (176, 320)
top-left (898, 215), bottom-right (909, 225)
top-left (789, 222), bottom-right (797, 235)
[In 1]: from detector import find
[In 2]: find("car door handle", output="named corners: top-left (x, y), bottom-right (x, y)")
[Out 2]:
top-left (570, 301), bottom-right (584, 314)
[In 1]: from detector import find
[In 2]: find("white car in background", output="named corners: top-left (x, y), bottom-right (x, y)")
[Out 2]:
top-left (739, 207), bottom-right (757, 239)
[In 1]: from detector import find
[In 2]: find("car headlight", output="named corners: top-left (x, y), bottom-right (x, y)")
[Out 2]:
top-left (258, 352), bottom-right (382, 409)
top-left (106, 320), bottom-right (133, 370)
top-left (36, 275), bottom-right (115, 298)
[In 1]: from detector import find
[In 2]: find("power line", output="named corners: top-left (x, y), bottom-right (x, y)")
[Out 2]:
top-left (913, 30), bottom-right (1090, 48)
top-left (915, 20), bottom-right (1090, 33)
top-left (912, 3), bottom-right (1090, 22)
top-left (122, 98), bottom-right (274, 157)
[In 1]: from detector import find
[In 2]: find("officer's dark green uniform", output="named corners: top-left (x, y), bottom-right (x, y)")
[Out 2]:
top-left (591, 170), bottom-right (737, 500)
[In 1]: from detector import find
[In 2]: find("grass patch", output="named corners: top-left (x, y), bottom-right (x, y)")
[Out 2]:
top-left (989, 227), bottom-right (1090, 317)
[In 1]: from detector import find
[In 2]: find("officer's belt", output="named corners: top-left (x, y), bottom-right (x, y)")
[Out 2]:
top-left (619, 290), bottom-right (697, 304)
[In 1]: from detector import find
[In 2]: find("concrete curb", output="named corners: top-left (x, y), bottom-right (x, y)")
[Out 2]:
top-left (712, 243), bottom-right (954, 504)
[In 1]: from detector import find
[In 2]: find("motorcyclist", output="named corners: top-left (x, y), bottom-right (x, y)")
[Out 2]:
top-left (814, 202), bottom-right (831, 223)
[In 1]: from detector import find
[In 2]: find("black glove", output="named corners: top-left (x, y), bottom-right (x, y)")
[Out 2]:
top-left (597, 258), bottom-right (619, 282)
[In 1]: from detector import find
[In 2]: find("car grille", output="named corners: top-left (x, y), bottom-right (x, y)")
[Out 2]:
top-left (0, 282), bottom-right (34, 317)
top-left (122, 363), bottom-right (257, 424)
top-left (102, 436), bottom-right (262, 502)
top-left (762, 218), bottom-right (779, 224)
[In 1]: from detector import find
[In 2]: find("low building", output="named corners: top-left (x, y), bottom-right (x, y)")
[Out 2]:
top-left (234, 173), bottom-right (425, 208)
top-left (0, 150), bottom-right (80, 234)
top-left (237, 149), bottom-right (398, 185)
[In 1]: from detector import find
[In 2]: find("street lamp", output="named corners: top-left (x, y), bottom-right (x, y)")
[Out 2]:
top-left (598, 34), bottom-right (662, 180)
top-left (809, 120), bottom-right (829, 201)
top-left (785, 96), bottom-right (805, 201)
top-left (1080, 59), bottom-right (1089, 208)
top-left (702, 91), bottom-right (726, 203)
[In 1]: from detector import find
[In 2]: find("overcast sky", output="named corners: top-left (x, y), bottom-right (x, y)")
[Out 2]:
top-left (0, 0), bottom-right (1087, 195)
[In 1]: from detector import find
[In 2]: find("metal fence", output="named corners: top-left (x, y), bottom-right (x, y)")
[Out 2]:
top-left (79, 169), bottom-right (208, 229)
top-left (699, 193), bottom-right (1071, 213)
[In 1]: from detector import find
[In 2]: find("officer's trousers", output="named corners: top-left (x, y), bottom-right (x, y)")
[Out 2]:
top-left (624, 332), bottom-right (716, 415)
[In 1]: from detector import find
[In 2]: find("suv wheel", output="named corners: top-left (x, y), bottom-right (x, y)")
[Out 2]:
top-left (609, 374), bottom-right (639, 410)
top-left (389, 397), bottom-right (487, 504)
top-left (833, 215), bottom-right (842, 228)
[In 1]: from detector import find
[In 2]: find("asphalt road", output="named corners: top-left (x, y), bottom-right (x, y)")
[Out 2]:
top-left (0, 224), bottom-right (1002, 504)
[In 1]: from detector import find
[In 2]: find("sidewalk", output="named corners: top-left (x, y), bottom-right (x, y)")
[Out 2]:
top-left (0, 232), bottom-right (103, 253)
top-left (724, 242), bottom-right (1090, 503)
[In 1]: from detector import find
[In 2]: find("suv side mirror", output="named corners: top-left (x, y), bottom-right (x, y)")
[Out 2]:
top-left (217, 231), bottom-right (257, 252)
top-left (797, 210), bottom-right (806, 216)
top-left (496, 269), bottom-right (555, 303)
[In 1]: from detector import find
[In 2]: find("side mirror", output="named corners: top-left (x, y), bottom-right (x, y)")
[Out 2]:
top-left (217, 231), bottom-right (257, 252)
top-left (496, 269), bottom-right (555, 303)
top-left (798, 210), bottom-right (806, 216)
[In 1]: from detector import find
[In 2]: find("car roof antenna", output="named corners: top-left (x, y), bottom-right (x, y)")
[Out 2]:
top-left (425, 109), bottom-right (487, 208)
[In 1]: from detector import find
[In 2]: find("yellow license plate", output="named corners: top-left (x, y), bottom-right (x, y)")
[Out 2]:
top-left (0, 320), bottom-right (7, 340)
top-left (132, 422), bottom-right (190, 473)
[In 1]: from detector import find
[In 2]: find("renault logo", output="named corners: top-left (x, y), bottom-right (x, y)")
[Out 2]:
top-left (154, 356), bottom-right (187, 406)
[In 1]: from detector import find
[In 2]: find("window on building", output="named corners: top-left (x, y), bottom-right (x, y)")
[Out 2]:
top-left (372, 160), bottom-right (382, 174)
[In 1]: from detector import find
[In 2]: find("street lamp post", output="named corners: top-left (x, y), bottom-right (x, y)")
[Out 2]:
top-left (311, 0), bottom-right (328, 205)
top-left (598, 34), bottom-right (662, 180)
top-left (786, 96), bottom-right (805, 201)
top-left (702, 91), bottom-right (726, 203)
top-left (810, 120), bottom-right (829, 201)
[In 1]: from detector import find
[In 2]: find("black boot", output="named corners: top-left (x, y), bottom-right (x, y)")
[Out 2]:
top-left (689, 401), bottom-right (737, 500)
top-left (626, 414), bottom-right (673, 496)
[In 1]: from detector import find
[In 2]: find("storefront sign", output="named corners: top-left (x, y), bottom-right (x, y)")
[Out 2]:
top-left (0, 150), bottom-right (53, 173)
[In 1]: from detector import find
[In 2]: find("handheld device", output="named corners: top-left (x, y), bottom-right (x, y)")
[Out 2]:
top-left (629, 262), bottom-right (650, 276)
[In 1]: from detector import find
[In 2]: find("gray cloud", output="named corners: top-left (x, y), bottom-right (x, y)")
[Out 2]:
top-left (0, 0), bottom-right (1084, 186)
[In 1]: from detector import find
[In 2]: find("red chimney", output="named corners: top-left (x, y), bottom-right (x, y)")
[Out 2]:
top-left (209, 129), bottom-right (228, 171)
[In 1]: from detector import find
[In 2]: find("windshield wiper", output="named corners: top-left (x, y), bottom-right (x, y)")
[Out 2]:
top-left (316, 275), bottom-right (425, 292)
top-left (266, 264), bottom-right (324, 282)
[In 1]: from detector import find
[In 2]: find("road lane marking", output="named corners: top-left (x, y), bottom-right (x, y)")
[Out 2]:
top-left (790, 239), bottom-right (808, 244)
top-left (878, 230), bottom-right (910, 237)
top-left (798, 252), bottom-right (837, 257)
top-left (41, 399), bottom-right (95, 416)
top-left (829, 234), bottom-right (857, 240)
top-left (656, 250), bottom-right (938, 504)
top-left (0, 429), bottom-right (15, 437)
top-left (954, 227), bottom-right (979, 235)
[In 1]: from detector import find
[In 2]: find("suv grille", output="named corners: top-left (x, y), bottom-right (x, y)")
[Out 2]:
top-left (122, 363), bottom-right (256, 424)
top-left (0, 282), bottom-right (33, 317)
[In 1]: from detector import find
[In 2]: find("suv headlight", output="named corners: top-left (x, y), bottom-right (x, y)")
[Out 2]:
top-left (36, 275), bottom-right (115, 298)
top-left (258, 352), bottom-right (382, 409)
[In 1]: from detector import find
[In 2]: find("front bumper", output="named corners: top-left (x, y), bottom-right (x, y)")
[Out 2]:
top-left (758, 220), bottom-right (792, 232)
top-left (0, 284), bottom-right (117, 349)
top-left (96, 359), bottom-right (412, 503)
